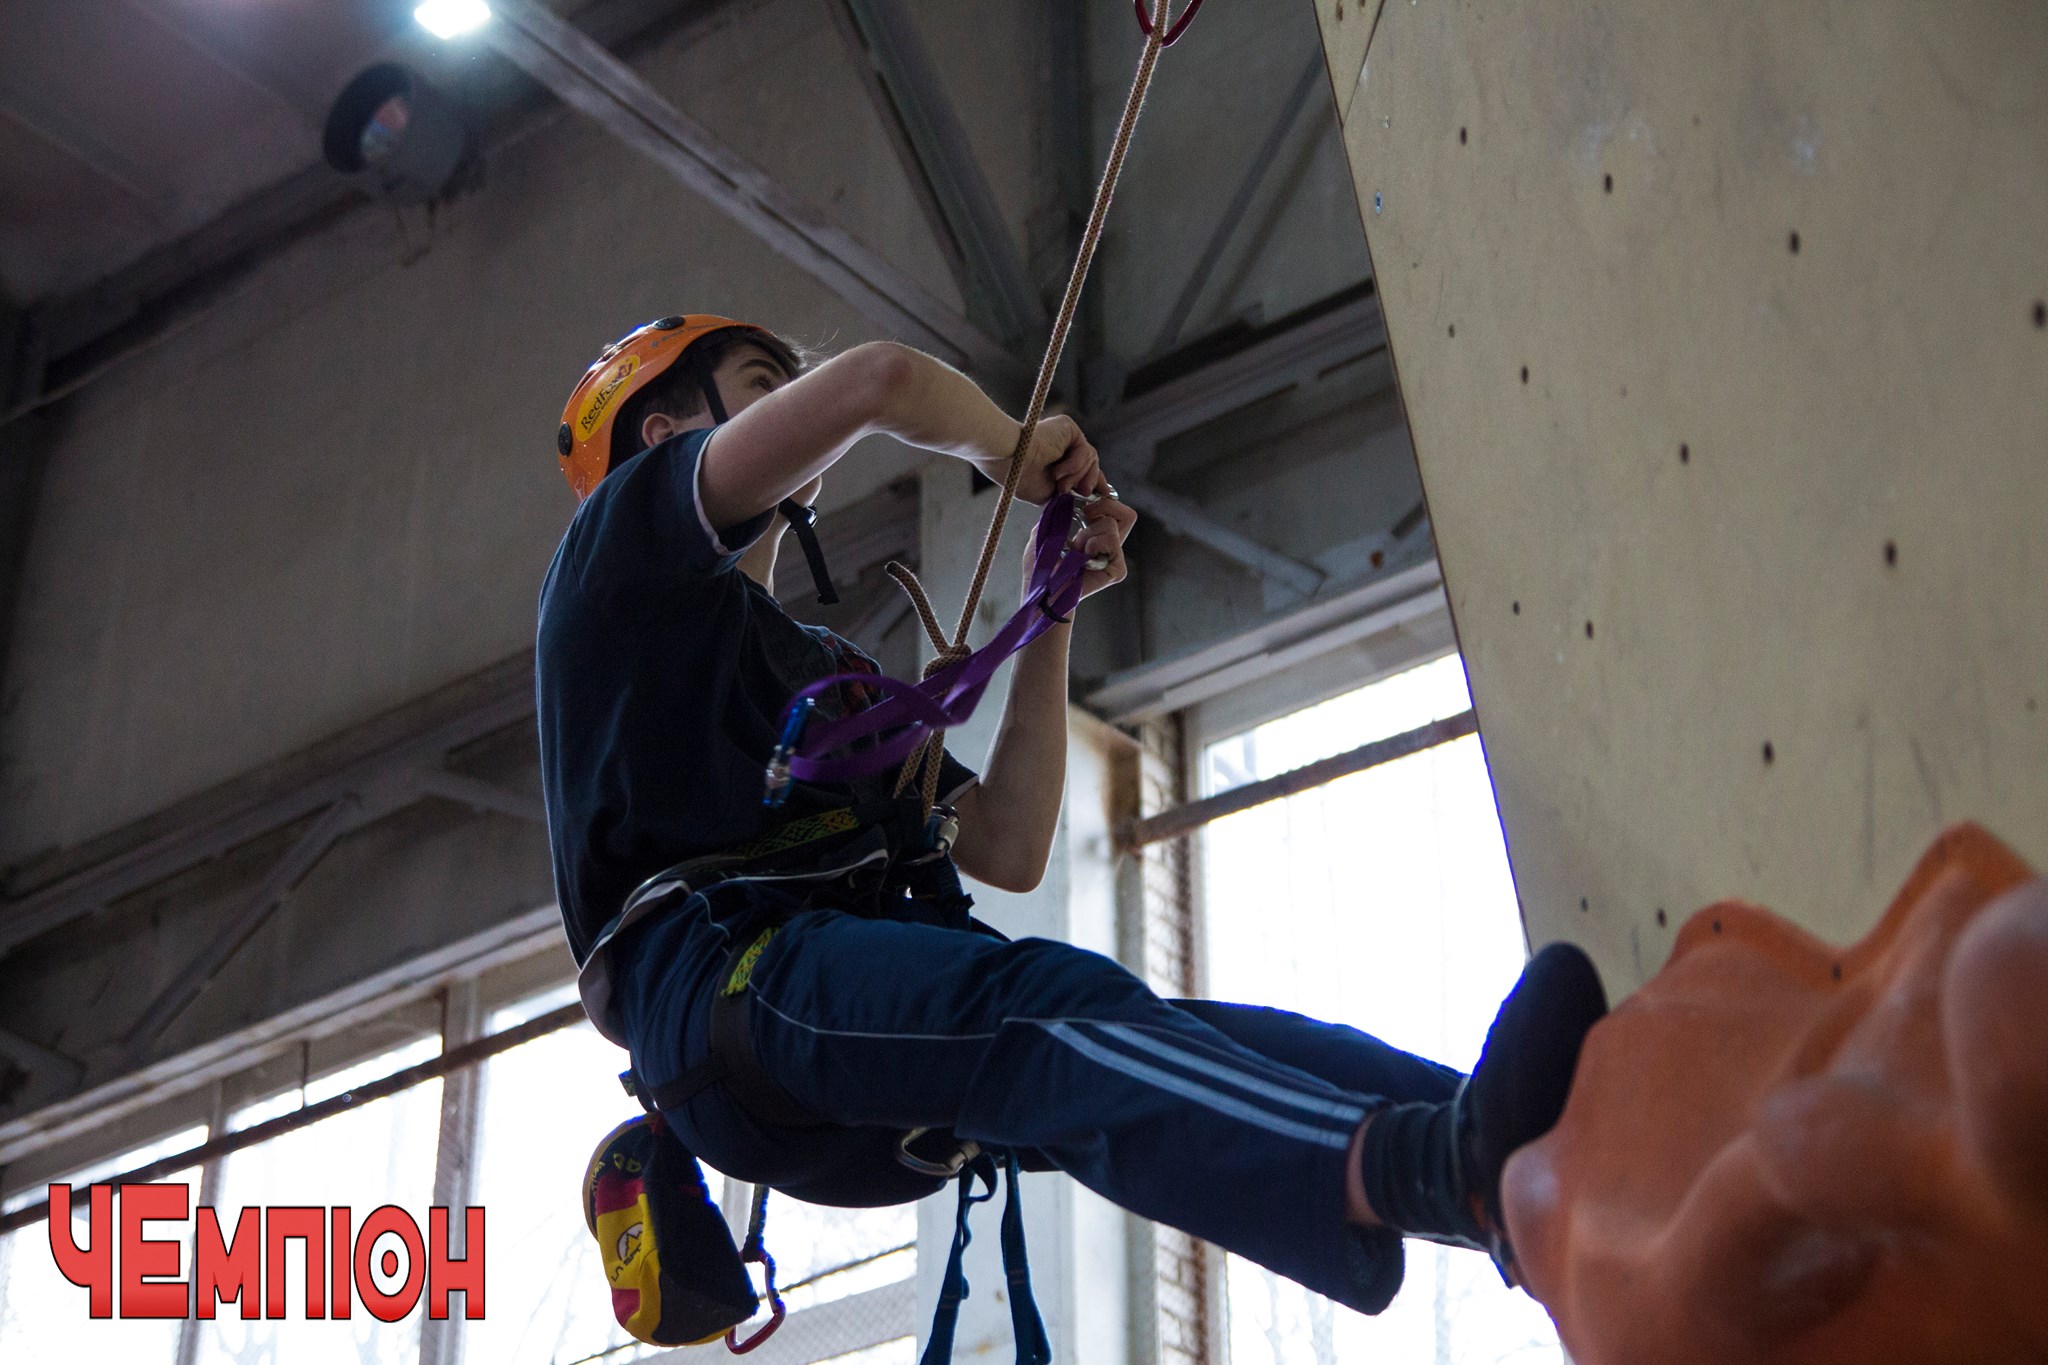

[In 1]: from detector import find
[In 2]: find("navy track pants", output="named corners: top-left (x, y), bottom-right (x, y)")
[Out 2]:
top-left (611, 882), bottom-right (1462, 1315)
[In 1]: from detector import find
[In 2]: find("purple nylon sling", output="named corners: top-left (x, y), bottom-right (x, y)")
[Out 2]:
top-left (764, 493), bottom-right (1087, 800)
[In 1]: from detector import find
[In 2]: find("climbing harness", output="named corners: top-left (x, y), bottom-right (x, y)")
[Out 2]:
top-left (770, 0), bottom-right (1203, 816)
top-left (597, 884), bottom-right (1032, 1358)
top-left (575, 794), bottom-right (976, 1053)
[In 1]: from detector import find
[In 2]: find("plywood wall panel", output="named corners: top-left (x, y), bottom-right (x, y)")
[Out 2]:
top-left (1311, 0), bottom-right (2048, 990)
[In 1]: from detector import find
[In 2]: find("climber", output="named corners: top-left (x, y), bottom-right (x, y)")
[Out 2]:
top-left (536, 313), bottom-right (1610, 1315)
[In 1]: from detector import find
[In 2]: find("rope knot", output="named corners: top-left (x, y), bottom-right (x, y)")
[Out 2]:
top-left (924, 643), bottom-right (972, 679)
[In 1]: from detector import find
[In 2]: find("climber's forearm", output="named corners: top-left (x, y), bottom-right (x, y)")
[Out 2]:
top-left (950, 624), bottom-right (1071, 894)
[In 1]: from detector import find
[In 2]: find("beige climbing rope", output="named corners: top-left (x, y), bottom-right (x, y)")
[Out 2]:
top-left (888, 0), bottom-right (1191, 814)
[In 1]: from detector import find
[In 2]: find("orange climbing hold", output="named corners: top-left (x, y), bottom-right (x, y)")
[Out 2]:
top-left (1504, 823), bottom-right (2048, 1364)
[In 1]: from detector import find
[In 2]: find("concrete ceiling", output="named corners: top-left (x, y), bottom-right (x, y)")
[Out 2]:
top-left (0, 0), bottom-right (425, 302)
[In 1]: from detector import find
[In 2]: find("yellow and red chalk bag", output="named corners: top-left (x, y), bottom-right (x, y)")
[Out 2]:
top-left (582, 1113), bottom-right (759, 1347)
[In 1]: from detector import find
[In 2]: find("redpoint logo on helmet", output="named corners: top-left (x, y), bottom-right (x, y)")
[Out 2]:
top-left (43, 1183), bottom-right (484, 1322)
top-left (576, 355), bottom-right (640, 438)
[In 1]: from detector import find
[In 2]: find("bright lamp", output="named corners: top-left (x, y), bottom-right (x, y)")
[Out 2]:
top-left (414, 0), bottom-right (491, 40)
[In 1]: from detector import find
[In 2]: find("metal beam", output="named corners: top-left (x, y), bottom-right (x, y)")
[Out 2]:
top-left (0, 1026), bottom-right (85, 1115)
top-left (1116, 475), bottom-right (1324, 598)
top-left (1079, 290), bottom-right (1393, 592)
top-left (121, 796), bottom-right (368, 1054)
top-left (0, 0), bottom-right (747, 432)
top-left (118, 0), bottom-right (330, 133)
top-left (0, 653), bottom-right (537, 958)
top-left (1087, 561), bottom-right (1445, 723)
top-left (1092, 287), bottom-right (1387, 474)
top-left (0, 76), bottom-right (178, 221)
top-left (804, 477), bottom-right (920, 585)
top-left (0, 1000), bottom-right (589, 1237)
top-left (1120, 710), bottom-right (1477, 849)
top-left (1149, 52), bottom-right (1325, 356)
top-left (414, 767), bottom-right (548, 825)
top-left (418, 981), bottom-right (483, 1365)
top-left (824, 0), bottom-right (970, 311)
top-left (842, 589), bottom-right (915, 651)
top-left (833, 0), bottom-right (1046, 348)
top-left (0, 906), bottom-right (559, 1170)
top-left (486, 0), bottom-right (1023, 388)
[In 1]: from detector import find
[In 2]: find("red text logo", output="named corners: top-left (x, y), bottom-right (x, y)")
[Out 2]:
top-left (46, 1184), bottom-right (484, 1321)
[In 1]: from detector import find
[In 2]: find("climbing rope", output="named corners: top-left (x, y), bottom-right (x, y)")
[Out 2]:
top-left (886, 0), bottom-right (1203, 814)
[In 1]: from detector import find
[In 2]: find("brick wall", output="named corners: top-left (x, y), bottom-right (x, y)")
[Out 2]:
top-left (1132, 715), bottom-right (1214, 1365)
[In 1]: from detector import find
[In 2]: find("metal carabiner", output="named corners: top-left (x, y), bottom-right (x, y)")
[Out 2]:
top-left (897, 1128), bottom-right (983, 1178)
top-left (763, 697), bottom-right (816, 807)
top-left (1069, 492), bottom-right (1112, 572)
top-left (924, 804), bottom-right (961, 857)
top-left (727, 1186), bottom-right (787, 1354)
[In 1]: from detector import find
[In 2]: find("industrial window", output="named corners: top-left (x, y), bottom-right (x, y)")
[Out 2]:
top-left (0, 1126), bottom-right (206, 1364)
top-left (460, 984), bottom-right (657, 1365)
top-left (1201, 654), bottom-right (1564, 1365)
top-left (0, 978), bottom-right (917, 1365)
top-left (190, 1036), bottom-right (445, 1365)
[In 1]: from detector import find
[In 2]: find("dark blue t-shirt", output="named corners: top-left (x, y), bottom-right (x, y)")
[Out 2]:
top-left (536, 427), bottom-right (975, 968)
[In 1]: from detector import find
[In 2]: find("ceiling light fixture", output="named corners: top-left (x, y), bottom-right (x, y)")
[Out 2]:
top-left (414, 0), bottom-right (492, 40)
top-left (323, 64), bottom-right (474, 203)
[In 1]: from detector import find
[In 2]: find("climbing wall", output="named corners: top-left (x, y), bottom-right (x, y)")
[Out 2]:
top-left (1310, 0), bottom-right (2048, 989)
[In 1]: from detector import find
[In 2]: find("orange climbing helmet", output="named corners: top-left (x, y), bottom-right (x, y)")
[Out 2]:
top-left (556, 314), bottom-right (801, 501)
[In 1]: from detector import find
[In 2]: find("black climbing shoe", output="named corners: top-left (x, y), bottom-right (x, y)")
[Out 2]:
top-left (1457, 940), bottom-right (1609, 1278)
top-left (1357, 942), bottom-right (1608, 1279)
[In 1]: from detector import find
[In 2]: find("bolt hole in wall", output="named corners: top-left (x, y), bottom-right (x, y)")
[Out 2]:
top-left (1200, 655), bottom-right (1560, 1364)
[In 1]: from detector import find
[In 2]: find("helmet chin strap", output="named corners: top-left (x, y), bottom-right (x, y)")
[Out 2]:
top-left (695, 366), bottom-right (839, 606)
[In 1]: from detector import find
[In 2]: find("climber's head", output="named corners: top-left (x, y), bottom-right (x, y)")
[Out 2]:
top-left (556, 315), bottom-right (804, 501)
